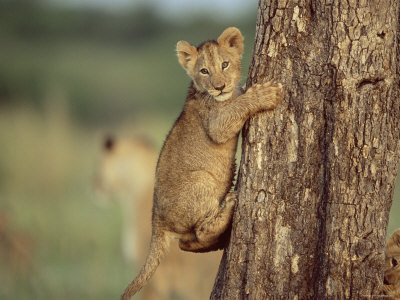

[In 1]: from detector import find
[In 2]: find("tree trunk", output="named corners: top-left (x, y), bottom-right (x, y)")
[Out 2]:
top-left (211, 0), bottom-right (400, 299)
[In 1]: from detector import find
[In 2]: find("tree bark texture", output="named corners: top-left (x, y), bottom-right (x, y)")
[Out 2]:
top-left (211, 0), bottom-right (400, 299)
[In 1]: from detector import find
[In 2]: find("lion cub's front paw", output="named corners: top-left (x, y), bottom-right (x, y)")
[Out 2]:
top-left (247, 82), bottom-right (283, 109)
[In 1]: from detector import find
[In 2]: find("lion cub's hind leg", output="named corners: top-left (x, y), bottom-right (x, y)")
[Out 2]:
top-left (179, 192), bottom-right (236, 252)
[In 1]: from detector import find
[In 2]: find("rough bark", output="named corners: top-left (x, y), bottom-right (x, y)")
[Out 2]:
top-left (211, 0), bottom-right (400, 299)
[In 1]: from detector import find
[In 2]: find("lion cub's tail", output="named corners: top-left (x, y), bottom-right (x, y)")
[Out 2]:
top-left (121, 230), bottom-right (171, 300)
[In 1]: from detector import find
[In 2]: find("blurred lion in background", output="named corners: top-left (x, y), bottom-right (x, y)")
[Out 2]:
top-left (93, 135), bottom-right (221, 300)
top-left (383, 229), bottom-right (400, 299)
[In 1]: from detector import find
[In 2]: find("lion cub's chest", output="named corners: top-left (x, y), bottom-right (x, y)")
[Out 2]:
top-left (158, 99), bottom-right (237, 185)
top-left (182, 99), bottom-right (236, 167)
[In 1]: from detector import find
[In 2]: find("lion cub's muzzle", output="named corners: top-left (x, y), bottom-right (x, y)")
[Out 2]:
top-left (214, 84), bottom-right (225, 91)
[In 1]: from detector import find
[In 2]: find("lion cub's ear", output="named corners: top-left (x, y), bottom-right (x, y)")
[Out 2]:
top-left (217, 27), bottom-right (244, 56)
top-left (386, 229), bottom-right (400, 256)
top-left (176, 41), bottom-right (198, 73)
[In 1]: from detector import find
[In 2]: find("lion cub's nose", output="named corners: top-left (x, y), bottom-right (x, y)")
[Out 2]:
top-left (215, 84), bottom-right (225, 91)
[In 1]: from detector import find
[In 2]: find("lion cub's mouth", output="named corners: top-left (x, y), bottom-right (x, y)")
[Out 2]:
top-left (214, 90), bottom-right (233, 102)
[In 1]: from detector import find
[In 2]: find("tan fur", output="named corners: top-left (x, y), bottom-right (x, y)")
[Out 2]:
top-left (121, 27), bottom-right (282, 299)
top-left (94, 136), bottom-right (221, 300)
top-left (383, 229), bottom-right (400, 299)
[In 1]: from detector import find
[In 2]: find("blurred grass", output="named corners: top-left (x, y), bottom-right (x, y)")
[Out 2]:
top-left (0, 104), bottom-right (176, 299)
top-left (0, 105), bottom-right (125, 299)
top-left (0, 1), bottom-right (399, 299)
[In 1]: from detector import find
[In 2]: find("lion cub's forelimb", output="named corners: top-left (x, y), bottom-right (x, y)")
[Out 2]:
top-left (207, 82), bottom-right (282, 144)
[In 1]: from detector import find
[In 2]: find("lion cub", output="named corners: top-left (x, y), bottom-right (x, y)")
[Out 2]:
top-left (383, 229), bottom-right (400, 298)
top-left (121, 27), bottom-right (282, 299)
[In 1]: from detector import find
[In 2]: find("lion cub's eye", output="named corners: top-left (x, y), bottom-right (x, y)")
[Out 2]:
top-left (222, 61), bottom-right (229, 70)
top-left (200, 68), bottom-right (209, 75)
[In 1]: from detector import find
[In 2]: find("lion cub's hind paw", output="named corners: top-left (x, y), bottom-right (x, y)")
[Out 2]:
top-left (220, 192), bottom-right (237, 210)
top-left (224, 192), bottom-right (237, 206)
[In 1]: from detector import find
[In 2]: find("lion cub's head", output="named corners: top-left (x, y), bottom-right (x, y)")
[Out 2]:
top-left (176, 27), bottom-right (243, 102)
top-left (383, 229), bottom-right (400, 298)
